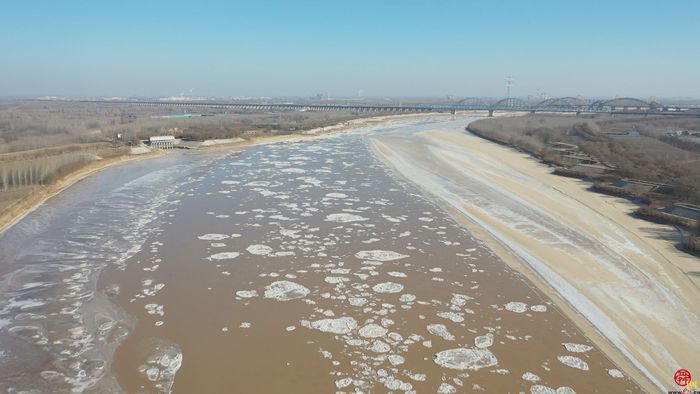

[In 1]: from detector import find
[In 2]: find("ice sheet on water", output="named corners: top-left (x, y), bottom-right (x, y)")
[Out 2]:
top-left (358, 324), bottom-right (388, 338)
top-left (354, 250), bottom-right (409, 261)
top-left (372, 282), bottom-right (404, 293)
top-left (263, 281), bottom-right (310, 301)
top-left (325, 213), bottom-right (368, 223)
top-left (557, 355), bottom-right (589, 371)
top-left (235, 290), bottom-right (258, 298)
top-left (522, 372), bottom-right (540, 382)
top-left (607, 369), bottom-right (624, 378)
top-left (433, 347), bottom-right (498, 371)
top-left (562, 343), bottom-right (592, 353)
top-left (209, 252), bottom-right (240, 260)
top-left (504, 302), bottom-right (528, 313)
top-left (387, 271), bottom-right (407, 278)
top-left (198, 233), bottom-right (229, 241)
top-left (474, 333), bottom-right (493, 348)
top-left (247, 244), bottom-right (274, 256)
top-left (427, 324), bottom-right (455, 341)
top-left (307, 317), bottom-right (358, 334)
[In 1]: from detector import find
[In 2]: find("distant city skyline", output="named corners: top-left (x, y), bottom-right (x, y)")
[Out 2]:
top-left (1, 1), bottom-right (699, 98)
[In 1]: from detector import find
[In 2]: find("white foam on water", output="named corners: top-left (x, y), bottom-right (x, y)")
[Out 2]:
top-left (557, 355), bottom-right (589, 371)
top-left (307, 317), bottom-right (358, 334)
top-left (358, 324), bottom-right (388, 338)
top-left (372, 282), bottom-right (404, 293)
top-left (504, 302), bottom-right (528, 313)
top-left (433, 347), bottom-right (498, 371)
top-left (209, 252), bottom-right (240, 260)
top-left (325, 213), bottom-right (368, 223)
top-left (355, 250), bottom-right (409, 261)
top-left (427, 324), bottom-right (455, 341)
top-left (562, 343), bottom-right (593, 353)
top-left (263, 281), bottom-right (310, 301)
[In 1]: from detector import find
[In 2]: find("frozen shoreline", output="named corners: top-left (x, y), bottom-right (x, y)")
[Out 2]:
top-left (370, 122), bottom-right (700, 392)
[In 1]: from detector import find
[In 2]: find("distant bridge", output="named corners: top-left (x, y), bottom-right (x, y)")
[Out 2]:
top-left (79, 97), bottom-right (700, 116)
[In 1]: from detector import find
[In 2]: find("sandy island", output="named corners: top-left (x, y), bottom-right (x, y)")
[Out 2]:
top-left (370, 121), bottom-right (700, 392)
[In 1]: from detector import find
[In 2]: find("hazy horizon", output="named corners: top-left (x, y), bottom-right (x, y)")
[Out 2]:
top-left (2, 1), bottom-right (699, 99)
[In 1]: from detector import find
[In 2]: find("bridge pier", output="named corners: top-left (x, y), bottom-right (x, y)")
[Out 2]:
top-left (488, 109), bottom-right (494, 117)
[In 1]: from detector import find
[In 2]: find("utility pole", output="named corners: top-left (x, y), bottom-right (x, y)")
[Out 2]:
top-left (505, 75), bottom-right (514, 98)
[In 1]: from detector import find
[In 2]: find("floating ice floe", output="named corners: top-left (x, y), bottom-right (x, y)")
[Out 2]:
top-left (433, 347), bottom-right (498, 371)
top-left (530, 386), bottom-right (576, 394)
top-left (358, 324), bottom-right (387, 338)
top-left (437, 383), bottom-right (457, 393)
top-left (562, 343), bottom-right (593, 353)
top-left (325, 192), bottom-right (348, 199)
top-left (387, 271), bottom-right (407, 278)
top-left (197, 233), bottom-right (229, 241)
top-left (209, 252), bottom-right (240, 260)
top-left (246, 244), bottom-right (274, 256)
top-left (530, 304), bottom-right (547, 312)
top-left (324, 276), bottom-right (349, 284)
top-left (372, 282), bottom-right (404, 294)
top-left (387, 354), bottom-right (405, 366)
top-left (557, 355), bottom-right (589, 371)
top-left (427, 324), bottom-right (455, 341)
top-left (370, 340), bottom-right (391, 353)
top-left (335, 377), bottom-right (352, 389)
top-left (474, 333), bottom-right (493, 348)
top-left (235, 290), bottom-right (258, 298)
top-left (240, 322), bottom-right (252, 328)
top-left (504, 302), bottom-right (528, 313)
top-left (355, 250), bottom-right (408, 262)
top-left (607, 369), bottom-right (624, 378)
top-left (138, 342), bottom-right (182, 393)
top-left (399, 294), bottom-right (416, 303)
top-left (437, 311), bottom-right (464, 323)
top-left (325, 213), bottom-right (368, 223)
top-left (306, 317), bottom-right (357, 334)
top-left (522, 372), bottom-right (540, 382)
top-left (348, 297), bottom-right (367, 306)
top-left (263, 281), bottom-right (310, 301)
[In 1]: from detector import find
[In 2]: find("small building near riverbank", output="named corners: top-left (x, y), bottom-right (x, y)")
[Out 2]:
top-left (148, 135), bottom-right (176, 149)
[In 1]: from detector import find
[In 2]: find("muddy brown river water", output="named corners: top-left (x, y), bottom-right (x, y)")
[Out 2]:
top-left (0, 116), bottom-right (640, 393)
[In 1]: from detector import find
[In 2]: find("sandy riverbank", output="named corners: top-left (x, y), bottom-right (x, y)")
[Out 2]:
top-left (370, 123), bottom-right (700, 392)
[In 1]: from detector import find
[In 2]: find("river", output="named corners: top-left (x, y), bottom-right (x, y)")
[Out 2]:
top-left (0, 116), bottom-right (638, 393)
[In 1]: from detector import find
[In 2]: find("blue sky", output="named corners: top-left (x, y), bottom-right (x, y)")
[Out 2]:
top-left (1, 1), bottom-right (698, 98)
